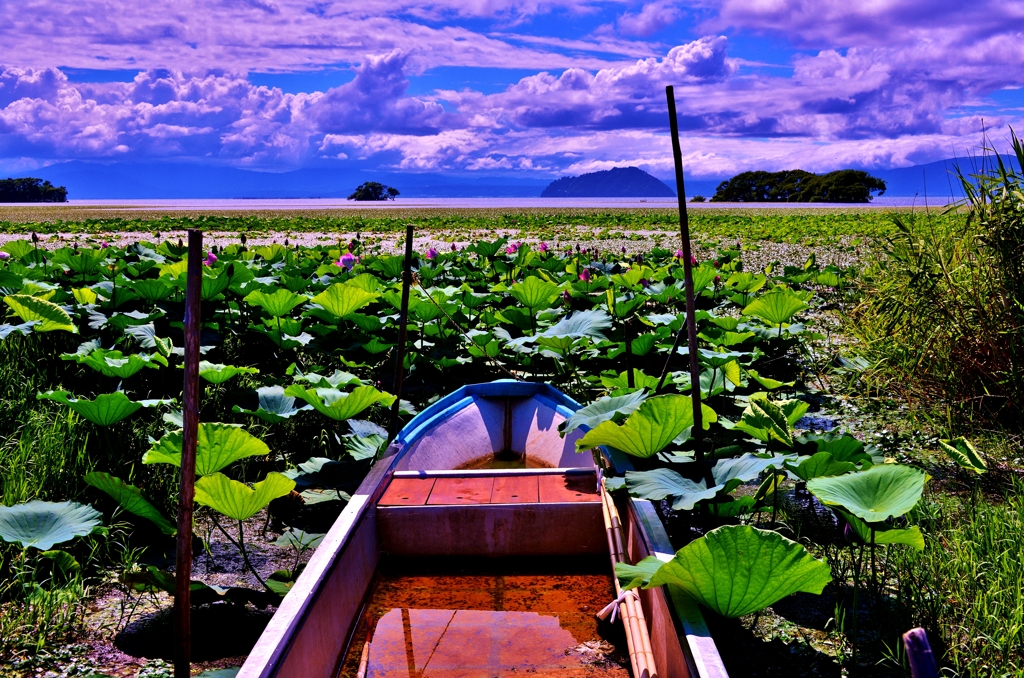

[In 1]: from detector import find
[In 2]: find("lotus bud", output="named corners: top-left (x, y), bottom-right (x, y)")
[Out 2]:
top-left (562, 290), bottom-right (571, 301)
top-left (339, 252), bottom-right (356, 270)
top-left (101, 241), bottom-right (109, 249)
top-left (713, 260), bottom-right (720, 268)
top-left (690, 255), bottom-right (697, 266)
top-left (31, 232), bottom-right (38, 243)
top-left (639, 278), bottom-right (650, 288)
top-left (579, 268), bottom-right (592, 283)
top-left (674, 249), bottom-right (684, 259)
top-left (538, 242), bottom-right (549, 253)
top-left (451, 243), bottom-right (457, 251)
top-left (284, 238), bottom-right (289, 247)
top-left (506, 243), bottom-right (519, 255)
top-left (426, 247), bottom-right (438, 260)
top-left (349, 239), bottom-right (357, 252)
top-left (714, 275), bottom-right (721, 284)
top-left (621, 246), bottom-right (627, 254)
top-left (0, 252), bottom-right (9, 261)
top-left (204, 252), bottom-right (217, 266)
top-left (240, 233), bottom-right (247, 246)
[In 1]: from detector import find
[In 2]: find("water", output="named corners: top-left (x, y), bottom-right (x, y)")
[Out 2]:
top-left (337, 557), bottom-right (629, 678)
top-left (456, 452), bottom-right (555, 470)
top-left (59, 196), bottom-right (954, 210)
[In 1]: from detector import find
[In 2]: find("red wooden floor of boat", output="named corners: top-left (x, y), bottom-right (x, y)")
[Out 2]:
top-left (377, 474), bottom-right (599, 507)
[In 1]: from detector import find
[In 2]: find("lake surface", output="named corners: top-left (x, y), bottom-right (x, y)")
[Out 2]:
top-left (61, 196), bottom-right (955, 210)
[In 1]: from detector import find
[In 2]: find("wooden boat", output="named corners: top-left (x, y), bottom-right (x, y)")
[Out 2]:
top-left (237, 380), bottom-right (728, 678)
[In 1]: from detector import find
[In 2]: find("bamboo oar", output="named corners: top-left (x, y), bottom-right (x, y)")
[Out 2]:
top-left (354, 636), bottom-right (370, 678)
top-left (599, 481), bottom-right (658, 678)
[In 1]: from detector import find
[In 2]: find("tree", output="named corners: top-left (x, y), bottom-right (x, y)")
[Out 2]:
top-left (0, 178), bottom-right (68, 203)
top-left (710, 169), bottom-right (885, 203)
top-left (347, 182), bottom-right (400, 201)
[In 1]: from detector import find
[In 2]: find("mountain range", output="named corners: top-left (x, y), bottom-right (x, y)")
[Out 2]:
top-left (7, 155), bottom-right (1019, 200)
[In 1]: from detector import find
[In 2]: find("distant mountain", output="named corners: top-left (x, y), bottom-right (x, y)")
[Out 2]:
top-left (542, 167), bottom-right (675, 198)
top-left (9, 161), bottom-right (550, 200)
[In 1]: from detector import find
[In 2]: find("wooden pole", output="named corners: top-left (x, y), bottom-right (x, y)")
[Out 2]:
top-left (903, 628), bottom-right (939, 678)
top-left (666, 85), bottom-right (713, 486)
top-left (388, 224), bottom-right (414, 440)
top-left (174, 228), bottom-right (203, 678)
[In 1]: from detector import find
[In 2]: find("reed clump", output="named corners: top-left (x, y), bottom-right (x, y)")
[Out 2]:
top-left (849, 129), bottom-right (1024, 430)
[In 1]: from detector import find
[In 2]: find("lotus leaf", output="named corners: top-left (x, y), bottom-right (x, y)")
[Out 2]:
top-left (712, 453), bottom-right (797, 490)
top-left (742, 289), bottom-right (810, 327)
top-left (0, 321), bottom-right (37, 339)
top-left (194, 472), bottom-right (296, 521)
top-left (72, 349), bottom-right (166, 379)
top-left (642, 525), bottom-right (832, 618)
top-left (144, 423), bottom-right (271, 476)
top-left (615, 555), bottom-right (664, 590)
top-left (309, 283), bottom-right (379, 320)
top-left (197, 361), bottom-right (260, 385)
top-left (577, 395), bottom-right (716, 458)
top-left (0, 500), bottom-right (102, 550)
top-left (3, 295), bottom-right (77, 333)
top-left (808, 463), bottom-right (927, 523)
top-left (232, 386), bottom-right (312, 424)
top-left (284, 384), bottom-right (395, 421)
top-left (786, 452), bottom-right (858, 481)
top-left (560, 390), bottom-right (649, 436)
top-left (84, 472), bottom-right (176, 535)
top-left (37, 390), bottom-right (171, 426)
top-left (507, 276), bottom-right (560, 311)
top-left (624, 468), bottom-right (721, 510)
top-left (244, 288), bottom-right (308, 317)
top-left (838, 509), bottom-right (925, 551)
top-left (938, 437), bottom-right (986, 474)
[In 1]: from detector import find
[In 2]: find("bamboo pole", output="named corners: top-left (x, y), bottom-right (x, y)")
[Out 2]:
top-left (666, 85), bottom-right (714, 487)
top-left (388, 224), bottom-right (414, 441)
top-left (599, 481), bottom-right (658, 678)
top-left (174, 228), bottom-right (203, 678)
top-left (355, 632), bottom-right (372, 678)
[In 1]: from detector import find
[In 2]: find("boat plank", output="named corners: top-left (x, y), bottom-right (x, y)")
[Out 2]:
top-left (426, 477), bottom-right (494, 505)
top-left (491, 475), bottom-right (539, 504)
top-left (378, 478), bottom-right (435, 506)
top-left (537, 474), bottom-right (601, 503)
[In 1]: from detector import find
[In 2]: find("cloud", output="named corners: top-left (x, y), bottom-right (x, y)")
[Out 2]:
top-left (616, 2), bottom-right (682, 37)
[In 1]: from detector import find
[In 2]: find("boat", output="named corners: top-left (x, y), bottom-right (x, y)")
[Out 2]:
top-left (237, 380), bottom-right (729, 678)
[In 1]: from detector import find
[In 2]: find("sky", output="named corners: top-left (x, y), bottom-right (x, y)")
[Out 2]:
top-left (1, 0), bottom-right (1022, 179)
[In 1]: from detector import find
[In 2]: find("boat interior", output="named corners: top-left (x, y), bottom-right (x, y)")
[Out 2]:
top-left (238, 381), bottom-right (728, 678)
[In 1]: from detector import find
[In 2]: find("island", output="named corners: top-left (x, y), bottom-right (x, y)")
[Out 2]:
top-left (541, 167), bottom-right (675, 198)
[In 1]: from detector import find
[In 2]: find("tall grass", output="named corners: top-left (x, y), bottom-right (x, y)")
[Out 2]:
top-left (849, 130), bottom-right (1024, 429)
top-left (890, 482), bottom-right (1024, 675)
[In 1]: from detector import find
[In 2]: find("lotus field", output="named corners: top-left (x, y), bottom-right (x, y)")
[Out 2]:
top-left (0, 229), bottom-right (1013, 676)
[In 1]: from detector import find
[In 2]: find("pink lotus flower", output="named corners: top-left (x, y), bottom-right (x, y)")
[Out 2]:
top-left (674, 249), bottom-right (684, 259)
top-left (505, 243), bottom-right (519, 255)
top-left (338, 252), bottom-right (356, 270)
top-left (204, 252), bottom-right (217, 266)
top-left (538, 242), bottom-right (549, 253)
top-left (714, 275), bottom-right (721, 284)
top-left (101, 241), bottom-right (109, 248)
top-left (579, 269), bottom-right (592, 283)
top-left (690, 255), bottom-right (698, 266)
top-left (426, 247), bottom-right (438, 260)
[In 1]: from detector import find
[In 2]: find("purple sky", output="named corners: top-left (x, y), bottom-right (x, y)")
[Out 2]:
top-left (1, 0), bottom-right (1022, 178)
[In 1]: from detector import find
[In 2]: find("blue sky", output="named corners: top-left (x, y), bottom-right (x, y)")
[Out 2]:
top-left (1, 0), bottom-right (1022, 179)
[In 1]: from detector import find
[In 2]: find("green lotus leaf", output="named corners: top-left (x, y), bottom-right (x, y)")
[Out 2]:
top-left (712, 453), bottom-right (797, 490)
top-left (507, 276), bottom-right (560, 311)
top-left (124, 323), bottom-right (173, 356)
top-left (624, 468), bottom-right (721, 510)
top-left (539, 309), bottom-right (612, 341)
top-left (294, 370), bottom-right (363, 389)
top-left (645, 525), bottom-right (832, 618)
top-left (308, 283), bottom-right (379, 321)
top-left (733, 396), bottom-right (805, 448)
top-left (785, 452), bottom-right (858, 482)
top-left (143, 423), bottom-right (271, 476)
top-left (244, 288), bottom-right (308, 318)
top-left (283, 384), bottom-right (396, 421)
top-left (837, 509), bottom-right (925, 551)
top-left (745, 369), bottom-right (794, 390)
top-left (578, 394), bottom-right (716, 458)
top-left (938, 437), bottom-right (986, 474)
top-left (599, 370), bottom-right (661, 391)
top-left (0, 321), bottom-right (38, 339)
top-left (742, 289), bottom-right (810, 327)
top-left (232, 385), bottom-right (312, 424)
top-left (0, 500), bottom-right (102, 550)
top-left (194, 472), bottom-right (295, 521)
top-left (616, 555), bottom-right (664, 590)
top-left (690, 263), bottom-right (718, 292)
top-left (197, 361), bottom-right (260, 385)
top-left (40, 549), bottom-right (80, 573)
top-left (808, 463), bottom-right (927, 523)
top-left (560, 390), bottom-right (649, 436)
top-left (84, 472), bottom-right (176, 535)
top-left (70, 348), bottom-right (166, 379)
top-left (37, 390), bottom-right (171, 426)
top-left (124, 277), bottom-right (173, 303)
top-left (3, 294), bottom-right (77, 333)
top-left (273, 529), bottom-right (325, 550)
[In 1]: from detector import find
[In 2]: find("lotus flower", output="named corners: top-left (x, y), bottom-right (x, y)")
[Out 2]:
top-left (639, 278), bottom-right (650, 288)
top-left (426, 247), bottom-right (438, 260)
top-left (101, 241), bottom-right (109, 248)
top-left (674, 249), bottom-right (684, 259)
top-left (505, 243), bottom-right (519, 255)
top-left (538, 242), bottom-right (549, 253)
top-left (451, 243), bottom-right (458, 251)
top-left (338, 252), bottom-right (356, 270)
top-left (204, 252), bottom-right (217, 266)
top-left (348, 239), bottom-right (357, 252)
top-left (579, 269), bottom-right (592, 283)
top-left (714, 275), bottom-right (721, 284)
top-left (690, 255), bottom-right (698, 266)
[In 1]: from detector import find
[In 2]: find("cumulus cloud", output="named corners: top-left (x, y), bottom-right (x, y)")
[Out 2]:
top-left (616, 2), bottom-right (682, 37)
